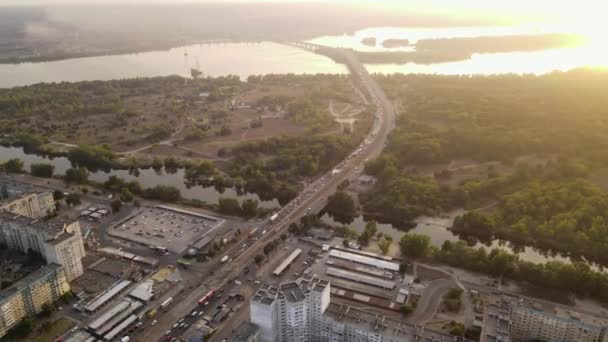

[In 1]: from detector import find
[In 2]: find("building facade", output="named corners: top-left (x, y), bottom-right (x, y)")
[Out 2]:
top-left (0, 264), bottom-right (70, 337)
top-left (0, 213), bottom-right (85, 281)
top-left (481, 300), bottom-right (608, 342)
top-left (510, 303), bottom-right (608, 342)
top-left (250, 277), bottom-right (468, 342)
top-left (0, 191), bottom-right (56, 219)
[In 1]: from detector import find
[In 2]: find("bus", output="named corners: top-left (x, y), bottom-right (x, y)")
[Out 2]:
top-left (198, 290), bottom-right (216, 305)
top-left (160, 297), bottom-right (174, 310)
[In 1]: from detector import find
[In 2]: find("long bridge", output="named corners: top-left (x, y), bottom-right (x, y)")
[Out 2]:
top-left (281, 41), bottom-right (350, 64)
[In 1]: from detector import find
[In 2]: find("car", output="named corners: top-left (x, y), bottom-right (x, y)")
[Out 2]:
top-left (151, 320), bottom-right (158, 326)
top-left (173, 323), bottom-right (179, 328)
top-left (191, 311), bottom-right (198, 317)
top-left (165, 330), bottom-right (172, 336)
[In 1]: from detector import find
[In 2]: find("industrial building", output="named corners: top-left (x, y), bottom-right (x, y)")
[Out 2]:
top-left (250, 277), bottom-right (469, 342)
top-left (0, 212), bottom-right (86, 281)
top-left (0, 190), bottom-right (55, 219)
top-left (87, 297), bottom-right (143, 341)
top-left (273, 249), bottom-right (302, 276)
top-left (0, 264), bottom-right (70, 337)
top-left (81, 279), bottom-right (133, 314)
top-left (481, 299), bottom-right (608, 342)
top-left (328, 249), bottom-right (399, 272)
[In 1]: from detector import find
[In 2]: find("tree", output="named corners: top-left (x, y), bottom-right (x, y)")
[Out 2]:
top-left (52, 189), bottom-right (64, 200)
top-left (3, 158), bottom-right (24, 173)
top-left (399, 261), bottom-right (409, 275)
top-left (30, 163), bottom-right (54, 178)
top-left (120, 188), bottom-right (134, 202)
top-left (399, 234), bottom-right (431, 259)
top-left (241, 199), bottom-right (259, 217)
top-left (399, 304), bottom-right (414, 315)
top-left (218, 198), bottom-right (241, 215)
top-left (378, 237), bottom-right (392, 255)
top-left (326, 191), bottom-right (356, 217)
top-left (142, 185), bottom-right (181, 202)
top-left (40, 303), bottom-right (54, 317)
top-left (342, 239), bottom-right (350, 248)
top-left (65, 193), bottom-right (81, 206)
top-left (254, 255), bottom-right (264, 265)
top-left (111, 199), bottom-right (122, 212)
top-left (0, 184), bottom-right (8, 199)
top-left (65, 167), bottom-right (89, 183)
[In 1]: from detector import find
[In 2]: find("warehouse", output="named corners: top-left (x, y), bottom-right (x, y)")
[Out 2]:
top-left (326, 267), bottom-right (395, 290)
top-left (328, 249), bottom-right (399, 271)
top-left (273, 249), bottom-right (302, 276)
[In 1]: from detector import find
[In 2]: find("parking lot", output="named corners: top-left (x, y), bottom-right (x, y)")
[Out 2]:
top-left (107, 206), bottom-right (225, 254)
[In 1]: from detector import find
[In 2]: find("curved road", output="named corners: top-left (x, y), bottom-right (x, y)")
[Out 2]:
top-left (139, 47), bottom-right (396, 341)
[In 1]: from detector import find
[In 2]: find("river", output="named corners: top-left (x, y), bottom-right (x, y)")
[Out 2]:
top-left (320, 212), bottom-right (577, 265)
top-left (1, 27), bottom-right (607, 88)
top-left (0, 146), bottom-right (279, 208)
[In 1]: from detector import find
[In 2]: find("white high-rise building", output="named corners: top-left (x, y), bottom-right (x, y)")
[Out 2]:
top-left (0, 191), bottom-right (56, 219)
top-left (250, 277), bottom-right (470, 342)
top-left (0, 212), bottom-right (85, 281)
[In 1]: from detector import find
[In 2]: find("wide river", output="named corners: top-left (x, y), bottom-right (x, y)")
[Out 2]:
top-left (1, 26), bottom-right (607, 88)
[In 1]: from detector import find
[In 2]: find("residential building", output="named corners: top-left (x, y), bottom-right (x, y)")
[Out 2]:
top-left (0, 191), bottom-right (55, 219)
top-left (481, 299), bottom-right (608, 342)
top-left (0, 264), bottom-right (70, 337)
top-left (250, 277), bottom-right (470, 342)
top-left (0, 212), bottom-right (85, 281)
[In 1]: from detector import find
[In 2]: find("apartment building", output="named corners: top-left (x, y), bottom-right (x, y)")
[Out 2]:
top-left (0, 212), bottom-right (85, 281)
top-left (0, 191), bottom-right (55, 219)
top-left (250, 277), bottom-right (470, 342)
top-left (481, 299), bottom-right (608, 342)
top-left (0, 264), bottom-right (70, 337)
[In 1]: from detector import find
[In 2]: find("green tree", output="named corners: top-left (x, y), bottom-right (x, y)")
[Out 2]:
top-left (326, 191), bottom-right (356, 217)
top-left (39, 303), bottom-right (54, 317)
top-left (120, 188), bottom-right (134, 202)
top-left (65, 167), bottom-right (89, 183)
top-left (0, 184), bottom-right (8, 199)
top-left (111, 199), bottom-right (122, 212)
top-left (30, 163), bottom-right (54, 178)
top-left (3, 158), bottom-right (24, 173)
top-left (399, 304), bottom-right (414, 315)
top-left (399, 234), bottom-right (431, 259)
top-left (218, 198), bottom-right (241, 215)
top-left (254, 255), bottom-right (264, 265)
top-left (378, 237), bottom-right (392, 255)
top-left (65, 193), bottom-right (81, 206)
top-left (241, 199), bottom-right (259, 218)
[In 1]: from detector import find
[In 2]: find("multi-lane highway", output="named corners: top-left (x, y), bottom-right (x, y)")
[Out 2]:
top-left (140, 47), bottom-right (396, 341)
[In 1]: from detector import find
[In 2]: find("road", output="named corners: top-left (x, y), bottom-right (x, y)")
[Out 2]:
top-left (138, 47), bottom-right (396, 341)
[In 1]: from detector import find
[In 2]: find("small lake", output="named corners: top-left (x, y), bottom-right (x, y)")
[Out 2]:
top-left (321, 211), bottom-right (576, 265)
top-left (0, 146), bottom-right (279, 208)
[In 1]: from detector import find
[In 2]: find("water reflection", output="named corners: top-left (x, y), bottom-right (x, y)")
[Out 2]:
top-left (320, 211), bottom-right (573, 265)
top-left (0, 146), bottom-right (278, 208)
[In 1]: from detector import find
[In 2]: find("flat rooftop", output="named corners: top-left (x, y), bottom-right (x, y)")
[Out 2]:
top-left (326, 267), bottom-right (395, 290)
top-left (326, 302), bottom-right (472, 341)
top-left (83, 279), bottom-right (132, 313)
top-left (107, 206), bottom-right (224, 254)
top-left (273, 248), bottom-right (302, 276)
top-left (329, 249), bottom-right (399, 271)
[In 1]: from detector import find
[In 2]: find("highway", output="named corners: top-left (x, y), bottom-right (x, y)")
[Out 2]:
top-left (139, 47), bottom-right (396, 341)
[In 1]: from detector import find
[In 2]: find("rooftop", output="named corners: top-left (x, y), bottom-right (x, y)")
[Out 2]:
top-left (329, 249), bottom-right (399, 271)
top-left (0, 210), bottom-right (75, 238)
top-left (326, 302), bottom-right (471, 342)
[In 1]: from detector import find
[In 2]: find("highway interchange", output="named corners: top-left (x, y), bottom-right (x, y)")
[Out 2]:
top-left (137, 47), bottom-right (397, 341)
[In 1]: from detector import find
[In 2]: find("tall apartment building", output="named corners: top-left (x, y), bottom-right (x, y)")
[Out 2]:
top-left (0, 264), bottom-right (70, 337)
top-left (481, 300), bottom-right (608, 342)
top-left (0, 191), bottom-right (56, 219)
top-left (250, 277), bottom-right (470, 342)
top-left (0, 212), bottom-right (85, 281)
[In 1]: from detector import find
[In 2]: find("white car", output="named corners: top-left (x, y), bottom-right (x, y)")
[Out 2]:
top-left (151, 320), bottom-right (157, 326)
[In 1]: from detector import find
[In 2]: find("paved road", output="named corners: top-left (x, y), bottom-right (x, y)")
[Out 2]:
top-left (408, 278), bottom-right (458, 324)
top-left (138, 47), bottom-right (396, 342)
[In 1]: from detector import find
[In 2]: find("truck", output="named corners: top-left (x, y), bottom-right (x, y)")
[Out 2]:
top-left (221, 255), bottom-right (229, 263)
top-left (269, 213), bottom-right (279, 223)
top-left (248, 227), bottom-right (259, 238)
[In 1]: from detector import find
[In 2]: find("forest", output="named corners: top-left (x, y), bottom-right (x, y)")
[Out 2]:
top-left (361, 69), bottom-right (608, 261)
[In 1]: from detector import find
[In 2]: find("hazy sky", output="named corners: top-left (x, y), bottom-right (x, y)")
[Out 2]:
top-left (3, 0), bottom-right (606, 32)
